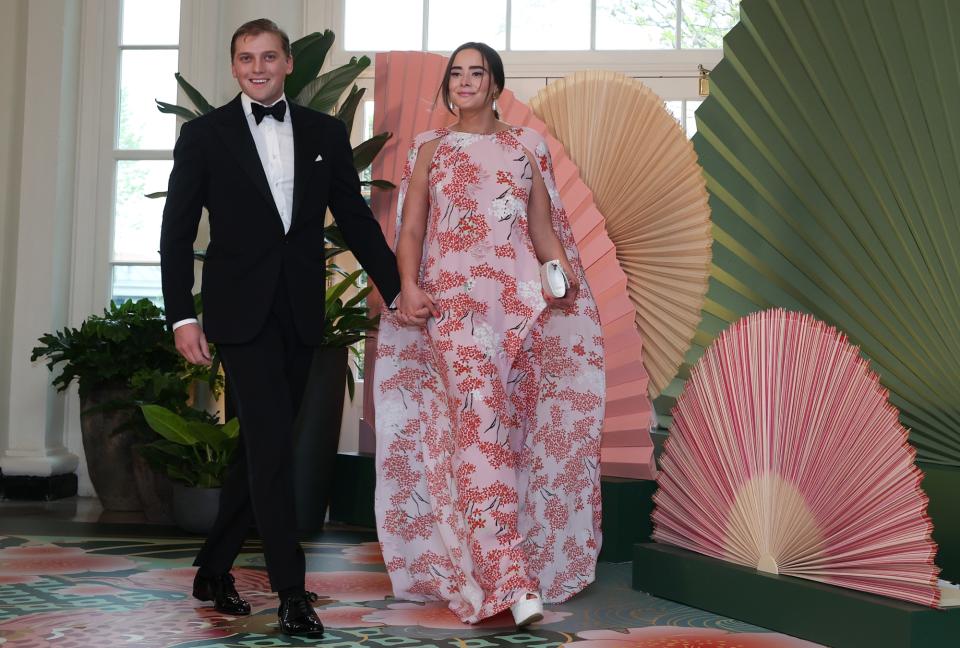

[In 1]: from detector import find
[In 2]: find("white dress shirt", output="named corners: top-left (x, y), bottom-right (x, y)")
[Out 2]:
top-left (172, 92), bottom-right (296, 331)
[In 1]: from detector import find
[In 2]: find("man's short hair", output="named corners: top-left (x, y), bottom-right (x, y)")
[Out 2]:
top-left (230, 18), bottom-right (291, 59)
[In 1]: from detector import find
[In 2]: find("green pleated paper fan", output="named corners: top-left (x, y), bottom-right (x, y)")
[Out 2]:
top-left (666, 0), bottom-right (960, 466)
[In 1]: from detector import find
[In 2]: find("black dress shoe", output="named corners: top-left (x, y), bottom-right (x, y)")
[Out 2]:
top-left (278, 591), bottom-right (324, 637)
top-left (192, 570), bottom-right (251, 616)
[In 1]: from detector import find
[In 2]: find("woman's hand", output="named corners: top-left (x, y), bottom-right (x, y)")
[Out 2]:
top-left (543, 259), bottom-right (580, 310)
top-left (396, 283), bottom-right (439, 327)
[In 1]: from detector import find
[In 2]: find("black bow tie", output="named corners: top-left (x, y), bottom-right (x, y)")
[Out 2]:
top-left (251, 100), bottom-right (286, 124)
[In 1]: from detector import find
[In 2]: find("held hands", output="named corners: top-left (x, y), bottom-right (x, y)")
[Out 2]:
top-left (173, 322), bottom-right (212, 366)
top-left (396, 283), bottom-right (440, 328)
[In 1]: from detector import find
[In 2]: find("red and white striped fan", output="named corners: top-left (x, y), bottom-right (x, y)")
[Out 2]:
top-left (361, 51), bottom-right (656, 479)
top-left (653, 309), bottom-right (945, 607)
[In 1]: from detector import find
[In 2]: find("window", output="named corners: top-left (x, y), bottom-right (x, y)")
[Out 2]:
top-left (341, 0), bottom-right (739, 51)
top-left (110, 0), bottom-right (181, 306)
top-left (666, 99), bottom-right (702, 138)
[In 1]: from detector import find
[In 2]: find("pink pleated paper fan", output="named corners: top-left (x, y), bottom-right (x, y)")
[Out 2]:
top-left (653, 308), bottom-right (943, 607)
top-left (361, 51), bottom-right (655, 479)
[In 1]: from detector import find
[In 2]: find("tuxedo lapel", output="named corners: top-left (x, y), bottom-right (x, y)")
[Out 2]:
top-left (210, 96), bottom-right (280, 219)
top-left (290, 103), bottom-right (315, 232)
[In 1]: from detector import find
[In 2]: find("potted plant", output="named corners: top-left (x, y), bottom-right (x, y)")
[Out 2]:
top-left (31, 299), bottom-right (210, 511)
top-left (128, 364), bottom-right (223, 522)
top-left (139, 403), bottom-right (239, 533)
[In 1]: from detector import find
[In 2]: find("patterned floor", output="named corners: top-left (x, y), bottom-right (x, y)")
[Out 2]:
top-left (0, 533), bottom-right (822, 647)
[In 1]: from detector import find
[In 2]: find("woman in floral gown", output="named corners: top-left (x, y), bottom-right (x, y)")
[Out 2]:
top-left (373, 42), bottom-right (605, 626)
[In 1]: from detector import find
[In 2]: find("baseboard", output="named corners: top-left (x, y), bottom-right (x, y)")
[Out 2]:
top-left (1, 473), bottom-right (78, 501)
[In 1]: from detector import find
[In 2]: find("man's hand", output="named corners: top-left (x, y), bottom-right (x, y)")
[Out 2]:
top-left (174, 322), bottom-right (212, 366)
top-left (396, 284), bottom-right (439, 328)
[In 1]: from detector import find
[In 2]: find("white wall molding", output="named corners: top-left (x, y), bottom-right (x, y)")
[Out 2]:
top-left (0, 0), bottom-right (28, 474)
top-left (1, 0), bottom-right (85, 479)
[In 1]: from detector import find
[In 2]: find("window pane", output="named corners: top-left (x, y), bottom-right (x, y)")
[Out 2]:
top-left (118, 49), bottom-right (179, 149)
top-left (113, 160), bottom-right (173, 263)
top-left (511, 0), bottom-right (590, 50)
top-left (665, 100), bottom-right (682, 126)
top-left (344, 0), bottom-right (423, 51)
top-left (122, 0), bottom-right (180, 45)
top-left (428, 0), bottom-right (506, 50)
top-left (685, 100), bottom-right (701, 137)
top-left (363, 100), bottom-right (375, 141)
top-left (680, 0), bottom-right (739, 49)
top-left (596, 0), bottom-right (678, 49)
top-left (112, 265), bottom-right (163, 307)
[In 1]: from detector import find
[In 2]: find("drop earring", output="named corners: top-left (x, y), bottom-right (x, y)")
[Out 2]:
top-left (492, 95), bottom-right (499, 113)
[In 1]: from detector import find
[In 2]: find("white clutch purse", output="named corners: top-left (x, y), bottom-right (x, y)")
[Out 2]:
top-left (540, 259), bottom-right (570, 298)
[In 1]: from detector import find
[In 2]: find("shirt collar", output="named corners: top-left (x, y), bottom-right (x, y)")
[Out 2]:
top-left (241, 92), bottom-right (288, 118)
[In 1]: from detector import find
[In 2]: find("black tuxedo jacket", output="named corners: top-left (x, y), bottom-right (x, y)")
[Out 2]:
top-left (160, 95), bottom-right (400, 345)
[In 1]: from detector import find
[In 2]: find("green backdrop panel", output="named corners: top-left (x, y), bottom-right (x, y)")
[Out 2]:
top-left (657, 0), bottom-right (960, 466)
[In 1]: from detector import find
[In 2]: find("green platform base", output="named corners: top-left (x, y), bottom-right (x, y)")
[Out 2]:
top-left (598, 477), bottom-right (656, 562)
top-left (332, 451), bottom-right (659, 563)
top-left (330, 452), bottom-right (377, 528)
top-left (920, 461), bottom-right (960, 583)
top-left (633, 542), bottom-right (960, 648)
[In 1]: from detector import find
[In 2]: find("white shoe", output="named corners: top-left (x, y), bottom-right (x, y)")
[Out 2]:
top-left (510, 592), bottom-right (543, 627)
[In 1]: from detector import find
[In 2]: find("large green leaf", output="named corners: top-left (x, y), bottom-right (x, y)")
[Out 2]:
top-left (336, 85), bottom-right (365, 132)
top-left (361, 179), bottom-right (396, 190)
top-left (175, 72), bottom-right (214, 115)
top-left (291, 32), bottom-right (323, 58)
top-left (222, 417), bottom-right (240, 439)
top-left (286, 30), bottom-right (336, 99)
top-left (324, 224), bottom-right (348, 250)
top-left (140, 404), bottom-right (194, 446)
top-left (300, 56), bottom-right (371, 113)
top-left (343, 285), bottom-right (373, 309)
top-left (156, 100), bottom-right (200, 121)
top-left (165, 464), bottom-right (196, 486)
top-left (353, 132), bottom-right (391, 171)
top-left (326, 269), bottom-right (364, 306)
top-left (185, 420), bottom-right (226, 451)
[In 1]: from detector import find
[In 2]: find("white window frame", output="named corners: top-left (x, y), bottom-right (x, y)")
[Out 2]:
top-left (307, 0), bottom-right (727, 97)
top-left (73, 0), bottom-right (204, 317)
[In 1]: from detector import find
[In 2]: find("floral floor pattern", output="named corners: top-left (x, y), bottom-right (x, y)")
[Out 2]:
top-left (0, 534), bottom-right (823, 647)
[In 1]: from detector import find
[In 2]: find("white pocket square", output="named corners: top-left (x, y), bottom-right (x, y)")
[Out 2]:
top-left (314, 154), bottom-right (323, 162)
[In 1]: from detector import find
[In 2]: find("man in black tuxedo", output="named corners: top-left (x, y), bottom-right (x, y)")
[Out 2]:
top-left (160, 19), bottom-right (406, 637)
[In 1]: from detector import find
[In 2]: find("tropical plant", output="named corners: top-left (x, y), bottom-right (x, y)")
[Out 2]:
top-left (31, 298), bottom-right (213, 408)
top-left (323, 221), bottom-right (379, 398)
top-left (139, 404), bottom-right (239, 488)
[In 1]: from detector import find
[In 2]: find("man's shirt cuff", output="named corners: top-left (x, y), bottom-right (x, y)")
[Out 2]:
top-left (172, 318), bottom-right (199, 330)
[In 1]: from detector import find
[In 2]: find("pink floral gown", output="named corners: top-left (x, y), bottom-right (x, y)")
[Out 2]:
top-left (374, 126), bottom-right (605, 623)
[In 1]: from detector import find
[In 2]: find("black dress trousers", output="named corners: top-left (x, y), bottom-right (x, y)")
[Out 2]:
top-left (193, 272), bottom-right (313, 592)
